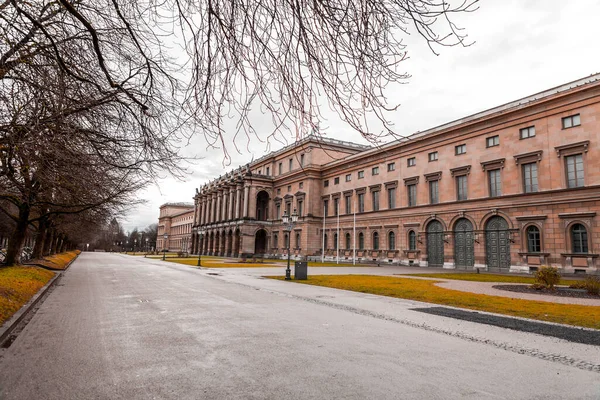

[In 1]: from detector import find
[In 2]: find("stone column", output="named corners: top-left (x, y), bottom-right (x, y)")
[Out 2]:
top-left (228, 188), bottom-right (235, 220)
top-left (222, 191), bottom-right (229, 221)
top-left (235, 185), bottom-right (242, 219)
top-left (243, 185), bottom-right (250, 218)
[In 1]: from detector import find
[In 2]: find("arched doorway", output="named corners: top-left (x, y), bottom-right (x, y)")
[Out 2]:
top-left (426, 220), bottom-right (444, 267)
top-left (454, 218), bottom-right (474, 269)
top-left (485, 216), bottom-right (510, 272)
top-left (233, 229), bottom-right (241, 257)
top-left (208, 232), bottom-right (214, 255)
top-left (226, 230), bottom-right (233, 256)
top-left (214, 232), bottom-right (220, 256)
top-left (256, 191), bottom-right (269, 221)
top-left (254, 229), bottom-right (267, 255)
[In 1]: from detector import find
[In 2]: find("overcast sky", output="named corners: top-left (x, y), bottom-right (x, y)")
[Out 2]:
top-left (122, 0), bottom-right (600, 233)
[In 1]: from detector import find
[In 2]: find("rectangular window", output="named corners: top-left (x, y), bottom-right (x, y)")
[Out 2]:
top-left (407, 157), bottom-right (416, 167)
top-left (345, 174), bottom-right (351, 182)
top-left (299, 182), bottom-right (303, 189)
top-left (345, 195), bottom-right (352, 214)
top-left (429, 180), bottom-right (439, 204)
top-left (286, 202), bottom-right (291, 216)
top-left (333, 198), bottom-right (339, 216)
top-left (522, 163), bottom-right (538, 193)
top-left (520, 126), bottom-right (535, 139)
top-left (323, 200), bottom-right (329, 217)
top-left (372, 166), bottom-right (379, 175)
top-left (387, 187), bottom-right (396, 209)
top-left (387, 162), bottom-right (395, 172)
top-left (276, 204), bottom-right (281, 219)
top-left (289, 158), bottom-right (293, 171)
top-left (407, 184), bottom-right (416, 207)
top-left (334, 177), bottom-right (340, 185)
top-left (278, 162), bottom-right (282, 175)
top-left (562, 114), bottom-right (581, 129)
top-left (300, 154), bottom-right (305, 166)
top-left (456, 175), bottom-right (468, 201)
top-left (489, 169), bottom-right (502, 197)
top-left (287, 185), bottom-right (291, 192)
top-left (266, 167), bottom-right (270, 176)
top-left (297, 200), bottom-right (303, 216)
top-left (565, 154), bottom-right (584, 188)
top-left (277, 188), bottom-right (281, 195)
top-left (486, 135), bottom-right (499, 147)
top-left (324, 180), bottom-right (329, 187)
top-left (455, 144), bottom-right (466, 155)
top-left (358, 193), bottom-right (365, 213)
top-left (358, 170), bottom-right (364, 179)
top-left (372, 191), bottom-right (380, 211)
top-left (428, 152), bottom-right (438, 162)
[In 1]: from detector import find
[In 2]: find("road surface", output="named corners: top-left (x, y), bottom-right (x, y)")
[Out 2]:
top-left (0, 253), bottom-right (598, 399)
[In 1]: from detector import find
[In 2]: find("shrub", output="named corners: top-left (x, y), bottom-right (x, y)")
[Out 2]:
top-left (533, 266), bottom-right (561, 290)
top-left (569, 281), bottom-right (587, 289)
top-left (584, 275), bottom-right (600, 296)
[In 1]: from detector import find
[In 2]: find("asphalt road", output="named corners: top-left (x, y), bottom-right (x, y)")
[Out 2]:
top-left (0, 253), bottom-right (598, 399)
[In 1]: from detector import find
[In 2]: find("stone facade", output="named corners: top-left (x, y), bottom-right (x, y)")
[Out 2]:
top-left (157, 203), bottom-right (194, 252)
top-left (189, 74), bottom-right (600, 273)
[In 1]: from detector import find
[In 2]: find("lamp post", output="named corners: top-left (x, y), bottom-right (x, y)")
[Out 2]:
top-left (194, 227), bottom-right (205, 267)
top-left (282, 209), bottom-right (299, 280)
top-left (134, 239), bottom-right (137, 253)
top-left (145, 238), bottom-right (149, 254)
top-left (162, 233), bottom-right (168, 261)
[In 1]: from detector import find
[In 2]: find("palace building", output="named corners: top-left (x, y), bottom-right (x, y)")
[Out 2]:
top-left (157, 203), bottom-right (194, 253)
top-left (184, 74), bottom-right (600, 274)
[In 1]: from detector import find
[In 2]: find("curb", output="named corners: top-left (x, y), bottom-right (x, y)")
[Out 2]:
top-left (0, 252), bottom-right (80, 346)
top-left (0, 272), bottom-right (62, 346)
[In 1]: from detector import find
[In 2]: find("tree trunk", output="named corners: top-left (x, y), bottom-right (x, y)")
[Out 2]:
top-left (51, 233), bottom-right (60, 255)
top-left (5, 205), bottom-right (30, 265)
top-left (43, 228), bottom-right (53, 256)
top-left (32, 218), bottom-right (48, 259)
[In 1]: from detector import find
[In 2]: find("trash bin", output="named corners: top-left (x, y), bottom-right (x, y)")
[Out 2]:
top-left (294, 261), bottom-right (308, 280)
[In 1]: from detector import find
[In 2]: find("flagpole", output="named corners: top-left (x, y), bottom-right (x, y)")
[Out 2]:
top-left (353, 199), bottom-right (356, 265)
top-left (322, 204), bottom-right (325, 263)
top-left (336, 201), bottom-right (340, 264)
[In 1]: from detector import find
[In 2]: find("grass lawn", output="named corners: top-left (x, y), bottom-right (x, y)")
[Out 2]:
top-left (270, 275), bottom-right (600, 329)
top-left (27, 251), bottom-right (80, 270)
top-left (165, 258), bottom-right (282, 268)
top-left (403, 273), bottom-right (579, 285)
top-left (0, 266), bottom-right (55, 326)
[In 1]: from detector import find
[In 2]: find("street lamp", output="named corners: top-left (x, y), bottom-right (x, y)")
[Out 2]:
top-left (282, 209), bottom-right (299, 280)
top-left (145, 238), bottom-right (149, 253)
top-left (134, 239), bottom-right (137, 253)
top-left (194, 227), bottom-right (205, 267)
top-left (162, 233), bottom-right (168, 261)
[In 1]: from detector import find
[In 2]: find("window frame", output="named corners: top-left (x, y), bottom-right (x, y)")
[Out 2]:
top-left (428, 151), bottom-right (438, 162)
top-left (562, 114), bottom-right (581, 129)
top-left (345, 174), bottom-right (352, 182)
top-left (571, 223), bottom-right (589, 254)
top-left (522, 162), bottom-right (539, 193)
top-left (407, 184), bottom-right (417, 207)
top-left (486, 135), bottom-right (499, 148)
top-left (388, 231), bottom-right (396, 251)
top-left (372, 232), bottom-right (379, 250)
top-left (407, 157), bottom-right (416, 167)
top-left (488, 169), bottom-right (502, 197)
top-left (519, 126), bottom-right (536, 139)
top-left (387, 187), bottom-right (396, 209)
top-left (387, 162), bottom-right (395, 172)
top-left (372, 166), bottom-right (379, 175)
top-left (455, 144), bottom-right (466, 155)
top-left (526, 225), bottom-right (541, 253)
top-left (358, 170), bottom-right (365, 179)
top-left (565, 154), bottom-right (584, 188)
top-left (408, 230), bottom-right (416, 251)
top-left (429, 180), bottom-right (439, 204)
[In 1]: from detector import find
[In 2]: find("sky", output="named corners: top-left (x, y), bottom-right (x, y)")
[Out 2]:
top-left (121, 0), bottom-right (600, 233)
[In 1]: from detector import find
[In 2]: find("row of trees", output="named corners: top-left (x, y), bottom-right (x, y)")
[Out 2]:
top-left (1, 0), bottom-right (476, 265)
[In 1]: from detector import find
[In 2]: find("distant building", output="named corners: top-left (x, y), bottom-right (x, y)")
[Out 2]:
top-left (186, 74), bottom-right (600, 274)
top-left (156, 203), bottom-right (194, 252)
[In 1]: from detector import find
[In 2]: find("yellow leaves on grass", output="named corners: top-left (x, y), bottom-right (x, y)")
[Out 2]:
top-left (274, 275), bottom-right (600, 329)
top-left (33, 251), bottom-right (80, 270)
top-left (405, 273), bottom-right (579, 286)
top-left (0, 266), bottom-right (54, 325)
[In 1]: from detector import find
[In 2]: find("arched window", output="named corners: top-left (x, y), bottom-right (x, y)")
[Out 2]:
top-left (571, 223), bottom-right (588, 253)
top-left (273, 234), bottom-right (278, 248)
top-left (334, 234), bottom-right (338, 250)
top-left (408, 230), bottom-right (416, 251)
top-left (373, 232), bottom-right (379, 250)
top-left (323, 234), bottom-right (328, 250)
top-left (295, 232), bottom-right (301, 249)
top-left (358, 232), bottom-right (365, 250)
top-left (388, 231), bottom-right (396, 250)
top-left (284, 233), bottom-right (289, 248)
top-left (526, 226), bottom-right (540, 253)
top-left (345, 233), bottom-right (351, 249)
